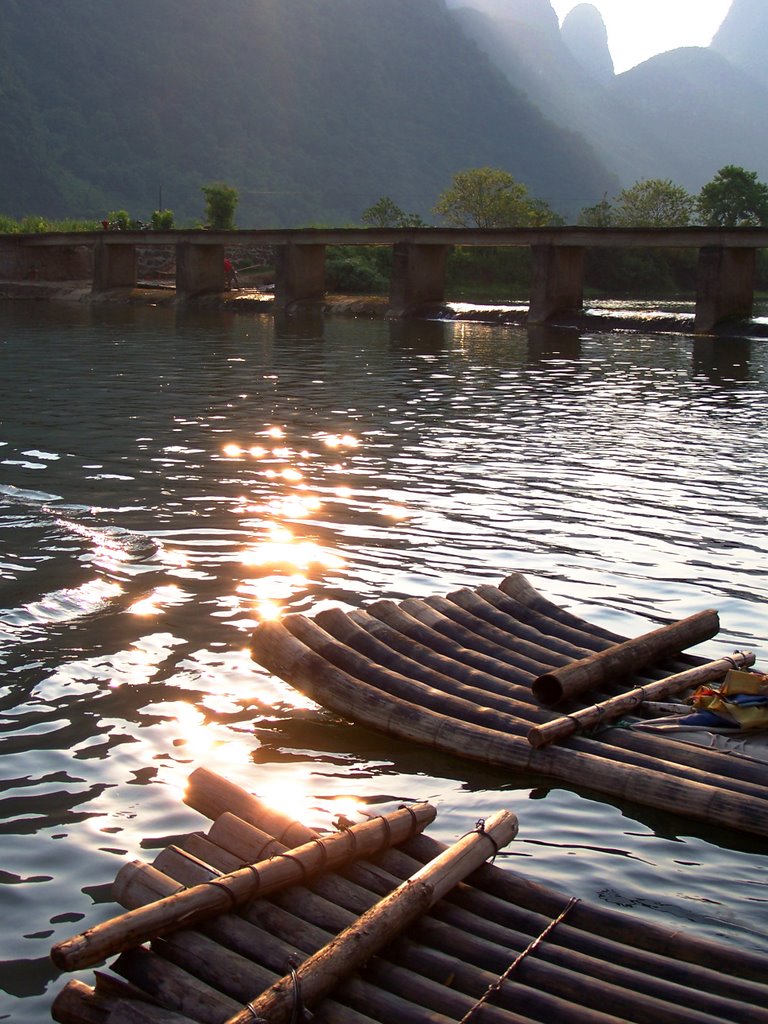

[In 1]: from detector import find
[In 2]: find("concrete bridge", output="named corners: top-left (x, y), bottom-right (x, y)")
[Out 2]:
top-left (4, 226), bottom-right (768, 331)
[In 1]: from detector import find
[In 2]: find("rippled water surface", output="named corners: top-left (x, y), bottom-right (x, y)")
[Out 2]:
top-left (1, 304), bottom-right (767, 1021)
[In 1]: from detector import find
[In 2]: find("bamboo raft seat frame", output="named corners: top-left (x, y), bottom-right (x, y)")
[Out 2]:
top-left (249, 573), bottom-right (768, 839)
top-left (52, 768), bottom-right (768, 1024)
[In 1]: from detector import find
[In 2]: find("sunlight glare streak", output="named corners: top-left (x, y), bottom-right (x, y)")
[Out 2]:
top-left (323, 433), bottom-right (360, 449)
top-left (330, 795), bottom-right (365, 823)
top-left (258, 776), bottom-right (312, 823)
top-left (256, 599), bottom-right (281, 621)
top-left (129, 584), bottom-right (187, 617)
top-left (381, 504), bottom-right (409, 520)
top-left (241, 540), bottom-right (344, 572)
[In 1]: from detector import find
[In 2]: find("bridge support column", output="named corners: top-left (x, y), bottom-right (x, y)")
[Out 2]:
top-left (176, 242), bottom-right (225, 298)
top-left (93, 242), bottom-right (136, 291)
top-left (274, 244), bottom-right (326, 309)
top-left (695, 246), bottom-right (755, 332)
top-left (388, 243), bottom-right (448, 317)
top-left (528, 245), bottom-right (585, 323)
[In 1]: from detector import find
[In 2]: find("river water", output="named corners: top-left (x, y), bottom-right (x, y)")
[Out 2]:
top-left (1, 303), bottom-right (767, 1021)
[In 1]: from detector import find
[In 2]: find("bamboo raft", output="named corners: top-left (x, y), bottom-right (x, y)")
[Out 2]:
top-left (51, 767), bottom-right (768, 1024)
top-left (249, 573), bottom-right (768, 839)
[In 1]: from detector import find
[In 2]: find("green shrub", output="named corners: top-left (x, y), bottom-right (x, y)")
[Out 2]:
top-left (18, 215), bottom-right (49, 233)
top-left (201, 183), bottom-right (238, 230)
top-left (0, 214), bottom-right (19, 234)
top-left (107, 209), bottom-right (131, 230)
top-left (446, 246), bottom-right (531, 300)
top-left (151, 209), bottom-right (175, 230)
top-left (326, 246), bottom-right (391, 293)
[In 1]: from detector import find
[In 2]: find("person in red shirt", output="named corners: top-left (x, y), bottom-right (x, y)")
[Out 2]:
top-left (223, 257), bottom-right (239, 290)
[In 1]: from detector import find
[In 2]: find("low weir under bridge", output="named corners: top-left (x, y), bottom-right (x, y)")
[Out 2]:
top-left (4, 226), bottom-right (768, 331)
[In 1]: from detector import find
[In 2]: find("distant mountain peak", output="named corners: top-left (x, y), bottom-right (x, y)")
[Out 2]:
top-left (711, 0), bottom-right (768, 88)
top-left (446, 0), bottom-right (559, 32)
top-left (561, 3), bottom-right (614, 83)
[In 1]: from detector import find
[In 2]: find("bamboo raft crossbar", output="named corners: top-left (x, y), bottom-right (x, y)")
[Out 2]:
top-left (248, 573), bottom-right (768, 838)
top-left (51, 768), bottom-right (768, 1024)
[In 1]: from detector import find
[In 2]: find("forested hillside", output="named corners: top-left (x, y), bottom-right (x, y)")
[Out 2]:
top-left (0, 0), bottom-right (615, 225)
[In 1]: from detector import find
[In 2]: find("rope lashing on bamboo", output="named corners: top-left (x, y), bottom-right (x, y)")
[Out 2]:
top-left (169, 848), bottom-right (244, 910)
top-left (51, 801), bottom-right (436, 972)
top-left (224, 809), bottom-right (519, 1024)
top-left (245, 955), bottom-right (312, 1024)
top-left (527, 650), bottom-right (757, 748)
top-left (458, 896), bottom-right (581, 1023)
top-left (287, 954), bottom-right (312, 1024)
top-left (459, 818), bottom-right (502, 864)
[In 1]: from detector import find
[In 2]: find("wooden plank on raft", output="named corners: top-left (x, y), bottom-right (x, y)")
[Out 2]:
top-left (528, 651), bottom-right (756, 748)
top-left (531, 609), bottom-right (721, 706)
top-left (50, 802), bottom-right (436, 972)
top-left (224, 809), bottom-right (519, 1024)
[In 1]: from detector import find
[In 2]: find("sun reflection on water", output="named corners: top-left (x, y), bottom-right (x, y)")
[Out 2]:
top-left (129, 584), bottom-right (188, 617)
top-left (218, 425), bottom-right (365, 624)
top-left (251, 775), bottom-right (366, 829)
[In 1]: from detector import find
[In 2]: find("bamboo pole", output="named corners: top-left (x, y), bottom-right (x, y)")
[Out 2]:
top-left (283, 613), bottom-right (530, 736)
top-left (362, 600), bottom-right (535, 685)
top-left (183, 768), bottom-right (314, 843)
top-left (348, 607), bottom-right (532, 693)
top-left (51, 802), bottom-right (435, 972)
top-left (496, 575), bottom-right (631, 646)
top-left (113, 947), bottom-right (241, 1024)
top-left (224, 809), bottom-right (519, 1024)
top-left (249, 620), bottom-right (768, 835)
top-left (531, 610), bottom-right (720, 706)
top-left (528, 651), bottom-right (756, 748)
top-left (146, 819), bottom-right (768, 1023)
top-left (444, 588), bottom-right (593, 661)
top-left (316, 607), bottom-right (537, 715)
top-left (115, 859), bottom-right (502, 1024)
top-left (51, 980), bottom-right (106, 1024)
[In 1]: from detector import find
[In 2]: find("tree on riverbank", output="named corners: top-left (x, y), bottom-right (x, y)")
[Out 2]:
top-left (698, 165), bottom-right (768, 226)
top-left (576, 169), bottom-right (768, 296)
top-left (362, 196), bottom-right (424, 228)
top-left (612, 179), bottom-right (696, 227)
top-left (202, 183), bottom-right (239, 230)
top-left (433, 168), bottom-right (561, 228)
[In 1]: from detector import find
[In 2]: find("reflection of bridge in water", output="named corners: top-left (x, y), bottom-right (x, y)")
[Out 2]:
top-left (5, 226), bottom-right (768, 332)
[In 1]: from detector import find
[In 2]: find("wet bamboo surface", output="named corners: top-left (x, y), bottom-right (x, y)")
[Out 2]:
top-left (250, 573), bottom-right (768, 838)
top-left (52, 768), bottom-right (768, 1024)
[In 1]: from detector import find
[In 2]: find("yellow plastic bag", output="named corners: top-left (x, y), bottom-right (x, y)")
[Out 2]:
top-left (692, 669), bottom-right (768, 730)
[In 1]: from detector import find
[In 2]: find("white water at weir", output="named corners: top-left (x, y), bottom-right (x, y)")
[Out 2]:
top-left (0, 304), bottom-right (767, 1021)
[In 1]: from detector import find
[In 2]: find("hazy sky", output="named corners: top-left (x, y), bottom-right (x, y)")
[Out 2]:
top-left (551, 1), bottom-right (733, 73)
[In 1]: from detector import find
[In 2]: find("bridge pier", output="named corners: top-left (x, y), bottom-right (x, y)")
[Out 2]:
top-left (695, 246), bottom-right (755, 332)
top-left (388, 242), bottom-right (449, 316)
top-left (93, 241), bottom-right (137, 291)
top-left (274, 244), bottom-right (326, 309)
top-left (176, 242), bottom-right (226, 298)
top-left (528, 245), bottom-right (585, 323)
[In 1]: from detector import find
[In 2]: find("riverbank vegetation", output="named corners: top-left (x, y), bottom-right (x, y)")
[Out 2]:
top-left (3, 166), bottom-right (768, 300)
top-left (333, 165), bottom-right (768, 300)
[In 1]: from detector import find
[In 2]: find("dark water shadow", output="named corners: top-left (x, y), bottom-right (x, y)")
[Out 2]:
top-left (387, 319), bottom-right (449, 352)
top-left (692, 337), bottom-right (752, 387)
top-left (526, 324), bottom-right (582, 364)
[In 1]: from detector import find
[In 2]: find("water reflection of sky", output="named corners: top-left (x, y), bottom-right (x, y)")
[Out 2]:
top-left (0, 307), bottom-right (767, 1020)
